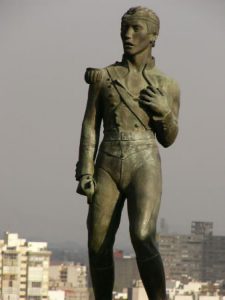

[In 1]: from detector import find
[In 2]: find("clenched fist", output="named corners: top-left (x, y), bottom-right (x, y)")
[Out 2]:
top-left (78, 175), bottom-right (96, 204)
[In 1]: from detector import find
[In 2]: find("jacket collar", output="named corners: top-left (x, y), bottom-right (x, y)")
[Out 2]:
top-left (108, 56), bottom-right (156, 86)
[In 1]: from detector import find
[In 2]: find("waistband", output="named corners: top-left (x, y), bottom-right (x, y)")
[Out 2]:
top-left (103, 130), bottom-right (155, 141)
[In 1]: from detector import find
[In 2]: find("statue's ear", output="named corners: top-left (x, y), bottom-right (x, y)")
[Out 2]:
top-left (149, 33), bottom-right (158, 47)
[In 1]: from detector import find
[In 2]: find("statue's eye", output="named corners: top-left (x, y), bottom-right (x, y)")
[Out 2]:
top-left (133, 25), bottom-right (141, 32)
top-left (121, 25), bottom-right (128, 33)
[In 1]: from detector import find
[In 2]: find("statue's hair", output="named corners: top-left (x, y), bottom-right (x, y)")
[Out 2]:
top-left (122, 6), bottom-right (160, 35)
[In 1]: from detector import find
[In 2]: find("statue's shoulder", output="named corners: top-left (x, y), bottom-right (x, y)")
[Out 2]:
top-left (105, 61), bottom-right (128, 79)
top-left (105, 61), bottom-right (125, 70)
top-left (85, 61), bottom-right (127, 84)
top-left (152, 67), bottom-right (180, 95)
top-left (151, 67), bottom-right (177, 85)
top-left (84, 67), bottom-right (105, 84)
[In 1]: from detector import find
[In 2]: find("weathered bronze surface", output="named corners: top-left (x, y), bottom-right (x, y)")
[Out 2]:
top-left (76, 6), bottom-right (180, 300)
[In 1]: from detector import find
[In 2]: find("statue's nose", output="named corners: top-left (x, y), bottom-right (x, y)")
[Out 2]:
top-left (124, 27), bottom-right (133, 39)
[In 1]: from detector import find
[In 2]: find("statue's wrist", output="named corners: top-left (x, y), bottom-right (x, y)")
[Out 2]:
top-left (79, 174), bottom-right (93, 181)
top-left (153, 110), bottom-right (171, 122)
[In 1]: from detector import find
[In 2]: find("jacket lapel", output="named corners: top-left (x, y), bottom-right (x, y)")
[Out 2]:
top-left (142, 65), bottom-right (159, 88)
top-left (106, 65), bottom-right (149, 129)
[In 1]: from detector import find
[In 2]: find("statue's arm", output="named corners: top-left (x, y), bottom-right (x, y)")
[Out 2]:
top-left (75, 69), bottom-right (102, 182)
top-left (152, 80), bottom-right (180, 147)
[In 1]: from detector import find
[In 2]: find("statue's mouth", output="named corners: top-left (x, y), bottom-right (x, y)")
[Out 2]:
top-left (124, 42), bottom-right (134, 48)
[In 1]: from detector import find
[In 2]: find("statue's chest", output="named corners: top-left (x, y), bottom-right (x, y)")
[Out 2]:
top-left (124, 72), bottom-right (149, 98)
top-left (101, 70), bottom-right (160, 109)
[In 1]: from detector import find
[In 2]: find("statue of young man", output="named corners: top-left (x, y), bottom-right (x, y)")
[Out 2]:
top-left (76, 6), bottom-right (180, 300)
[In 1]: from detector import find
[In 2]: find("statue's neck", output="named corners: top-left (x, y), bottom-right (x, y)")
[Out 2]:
top-left (125, 47), bottom-right (153, 72)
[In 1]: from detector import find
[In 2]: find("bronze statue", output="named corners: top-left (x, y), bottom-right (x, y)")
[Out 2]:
top-left (76, 6), bottom-right (180, 300)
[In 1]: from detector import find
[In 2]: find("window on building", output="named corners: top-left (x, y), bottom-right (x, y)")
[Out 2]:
top-left (2, 253), bottom-right (18, 266)
top-left (29, 261), bottom-right (43, 267)
top-left (2, 274), bottom-right (17, 281)
top-left (60, 270), bottom-right (67, 282)
top-left (31, 282), bottom-right (42, 288)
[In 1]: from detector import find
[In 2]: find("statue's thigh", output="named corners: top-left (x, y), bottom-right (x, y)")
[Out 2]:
top-left (126, 150), bottom-right (162, 237)
top-left (87, 167), bottom-right (124, 252)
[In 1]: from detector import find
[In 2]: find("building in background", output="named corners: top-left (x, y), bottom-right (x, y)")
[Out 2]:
top-left (49, 262), bottom-right (89, 300)
top-left (159, 233), bottom-right (204, 281)
top-left (129, 278), bottom-right (225, 300)
top-left (191, 222), bottom-right (213, 236)
top-left (166, 279), bottom-right (225, 300)
top-left (159, 221), bottom-right (225, 282)
top-left (128, 280), bottom-right (148, 300)
top-left (49, 290), bottom-right (65, 300)
top-left (0, 232), bottom-right (51, 300)
top-left (114, 251), bottom-right (140, 293)
top-left (159, 218), bottom-right (169, 235)
top-left (112, 290), bottom-right (128, 300)
top-left (201, 235), bottom-right (225, 282)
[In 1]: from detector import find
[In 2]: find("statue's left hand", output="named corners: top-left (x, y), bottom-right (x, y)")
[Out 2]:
top-left (77, 175), bottom-right (96, 204)
top-left (139, 85), bottom-right (171, 117)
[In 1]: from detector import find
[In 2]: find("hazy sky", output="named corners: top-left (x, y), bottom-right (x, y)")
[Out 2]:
top-left (0, 0), bottom-right (225, 248)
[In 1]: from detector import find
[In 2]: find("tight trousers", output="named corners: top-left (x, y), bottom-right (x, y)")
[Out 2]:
top-left (87, 137), bottom-right (167, 300)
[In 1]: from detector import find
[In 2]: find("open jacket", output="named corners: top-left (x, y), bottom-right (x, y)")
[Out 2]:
top-left (76, 58), bottom-right (180, 180)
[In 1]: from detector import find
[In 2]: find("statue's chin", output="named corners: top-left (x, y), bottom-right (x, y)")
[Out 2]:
top-left (123, 49), bottom-right (136, 57)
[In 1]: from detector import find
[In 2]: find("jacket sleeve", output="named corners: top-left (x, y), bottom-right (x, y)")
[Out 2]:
top-left (75, 68), bottom-right (102, 180)
top-left (152, 80), bottom-right (180, 147)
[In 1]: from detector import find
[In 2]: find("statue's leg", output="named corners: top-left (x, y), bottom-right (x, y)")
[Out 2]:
top-left (126, 149), bottom-right (166, 300)
top-left (87, 167), bottom-right (124, 300)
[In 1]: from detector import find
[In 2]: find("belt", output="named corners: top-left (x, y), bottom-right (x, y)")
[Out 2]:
top-left (103, 130), bottom-right (155, 141)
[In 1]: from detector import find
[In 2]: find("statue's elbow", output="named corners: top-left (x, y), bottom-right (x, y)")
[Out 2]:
top-left (161, 139), bottom-right (175, 148)
top-left (159, 129), bottom-right (179, 148)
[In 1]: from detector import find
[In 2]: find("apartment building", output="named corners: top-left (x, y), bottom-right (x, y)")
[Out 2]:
top-left (159, 222), bottom-right (225, 282)
top-left (0, 232), bottom-right (51, 300)
top-left (114, 252), bottom-right (140, 292)
top-left (159, 233), bottom-right (204, 281)
top-left (49, 263), bottom-right (89, 300)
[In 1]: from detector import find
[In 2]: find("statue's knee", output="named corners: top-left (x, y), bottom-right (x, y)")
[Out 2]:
top-left (88, 235), bottom-right (114, 269)
top-left (132, 229), bottom-right (151, 243)
top-left (131, 226), bottom-right (159, 260)
top-left (131, 223), bottom-right (156, 244)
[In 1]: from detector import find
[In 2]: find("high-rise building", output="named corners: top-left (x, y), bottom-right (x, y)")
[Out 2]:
top-left (191, 221), bottom-right (213, 236)
top-left (0, 232), bottom-right (51, 300)
top-left (202, 235), bottom-right (225, 281)
top-left (159, 233), bottom-right (204, 281)
top-left (159, 218), bottom-right (169, 235)
top-left (159, 222), bottom-right (225, 282)
top-left (114, 252), bottom-right (140, 293)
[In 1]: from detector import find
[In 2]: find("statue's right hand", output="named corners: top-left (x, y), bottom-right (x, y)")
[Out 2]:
top-left (78, 175), bottom-right (96, 204)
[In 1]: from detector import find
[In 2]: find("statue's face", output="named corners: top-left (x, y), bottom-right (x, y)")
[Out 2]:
top-left (121, 19), bottom-right (152, 56)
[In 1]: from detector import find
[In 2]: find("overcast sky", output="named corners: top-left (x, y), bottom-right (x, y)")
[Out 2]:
top-left (0, 0), bottom-right (225, 248)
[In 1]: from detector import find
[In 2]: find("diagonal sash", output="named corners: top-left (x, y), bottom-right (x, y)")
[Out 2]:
top-left (106, 67), bottom-right (149, 130)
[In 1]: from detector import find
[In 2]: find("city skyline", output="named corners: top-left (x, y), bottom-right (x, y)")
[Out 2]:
top-left (1, 229), bottom-right (225, 299)
top-left (0, 0), bottom-right (225, 247)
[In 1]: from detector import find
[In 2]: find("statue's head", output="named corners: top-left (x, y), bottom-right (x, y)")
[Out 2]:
top-left (121, 6), bottom-right (160, 56)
